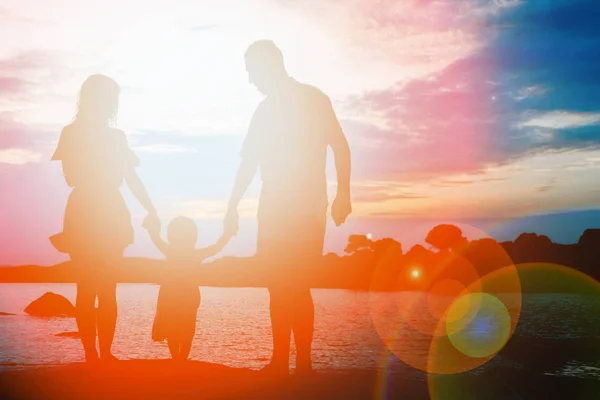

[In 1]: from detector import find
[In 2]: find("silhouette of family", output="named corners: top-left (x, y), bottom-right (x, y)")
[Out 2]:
top-left (49, 40), bottom-right (352, 375)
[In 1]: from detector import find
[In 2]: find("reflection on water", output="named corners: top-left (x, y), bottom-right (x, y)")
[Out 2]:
top-left (0, 284), bottom-right (598, 378)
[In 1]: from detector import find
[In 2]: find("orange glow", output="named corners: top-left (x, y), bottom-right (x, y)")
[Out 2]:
top-left (369, 222), bottom-right (522, 374)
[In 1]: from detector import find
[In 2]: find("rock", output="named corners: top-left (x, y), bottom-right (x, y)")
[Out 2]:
top-left (0, 312), bottom-right (16, 316)
top-left (24, 292), bottom-right (75, 317)
top-left (55, 331), bottom-right (80, 338)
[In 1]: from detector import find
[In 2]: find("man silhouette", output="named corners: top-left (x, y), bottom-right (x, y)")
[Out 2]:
top-left (224, 40), bottom-right (352, 375)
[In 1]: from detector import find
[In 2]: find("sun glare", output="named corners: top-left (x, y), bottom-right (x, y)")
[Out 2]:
top-left (411, 269), bottom-right (421, 279)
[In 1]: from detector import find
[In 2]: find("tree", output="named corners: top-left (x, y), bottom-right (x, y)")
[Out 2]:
top-left (370, 238), bottom-right (402, 256)
top-left (425, 224), bottom-right (468, 252)
top-left (344, 234), bottom-right (372, 254)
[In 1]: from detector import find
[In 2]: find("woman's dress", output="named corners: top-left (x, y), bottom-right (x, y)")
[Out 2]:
top-left (50, 123), bottom-right (139, 262)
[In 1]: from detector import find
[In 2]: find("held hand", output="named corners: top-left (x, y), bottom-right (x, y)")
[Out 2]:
top-left (218, 232), bottom-right (234, 246)
top-left (142, 211), bottom-right (161, 234)
top-left (331, 191), bottom-right (352, 227)
top-left (223, 209), bottom-right (240, 237)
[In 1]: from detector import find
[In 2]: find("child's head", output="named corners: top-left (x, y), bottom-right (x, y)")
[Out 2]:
top-left (75, 74), bottom-right (120, 126)
top-left (167, 216), bottom-right (198, 251)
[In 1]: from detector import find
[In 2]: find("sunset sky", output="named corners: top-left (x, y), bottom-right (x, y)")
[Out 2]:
top-left (1, 0), bottom-right (600, 265)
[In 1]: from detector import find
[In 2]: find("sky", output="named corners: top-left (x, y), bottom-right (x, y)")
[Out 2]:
top-left (1, 0), bottom-right (600, 265)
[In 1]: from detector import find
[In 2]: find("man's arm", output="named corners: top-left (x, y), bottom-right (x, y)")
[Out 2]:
top-left (224, 158), bottom-right (259, 235)
top-left (327, 98), bottom-right (352, 226)
top-left (331, 127), bottom-right (351, 193)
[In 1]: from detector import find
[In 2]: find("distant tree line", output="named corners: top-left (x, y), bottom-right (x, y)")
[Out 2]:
top-left (2, 225), bottom-right (599, 291)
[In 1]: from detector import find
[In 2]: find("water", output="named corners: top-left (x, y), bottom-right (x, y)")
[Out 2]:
top-left (0, 284), bottom-right (599, 378)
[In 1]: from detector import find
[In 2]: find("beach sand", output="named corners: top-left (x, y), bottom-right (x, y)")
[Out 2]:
top-left (1, 359), bottom-right (598, 400)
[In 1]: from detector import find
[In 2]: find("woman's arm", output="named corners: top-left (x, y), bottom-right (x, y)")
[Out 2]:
top-left (125, 168), bottom-right (157, 215)
top-left (196, 234), bottom-right (231, 260)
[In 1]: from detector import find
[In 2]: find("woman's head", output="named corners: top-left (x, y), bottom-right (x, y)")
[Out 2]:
top-left (75, 74), bottom-right (120, 126)
top-left (167, 216), bottom-right (198, 251)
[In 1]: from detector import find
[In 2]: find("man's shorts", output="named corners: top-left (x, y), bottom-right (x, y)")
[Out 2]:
top-left (256, 209), bottom-right (326, 290)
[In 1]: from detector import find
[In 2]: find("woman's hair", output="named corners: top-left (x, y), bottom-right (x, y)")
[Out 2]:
top-left (74, 74), bottom-right (120, 126)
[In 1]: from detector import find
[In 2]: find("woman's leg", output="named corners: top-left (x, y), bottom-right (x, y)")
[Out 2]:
top-left (96, 249), bottom-right (123, 360)
top-left (75, 282), bottom-right (98, 362)
top-left (97, 280), bottom-right (118, 360)
top-left (96, 252), bottom-right (118, 360)
top-left (72, 250), bottom-right (99, 362)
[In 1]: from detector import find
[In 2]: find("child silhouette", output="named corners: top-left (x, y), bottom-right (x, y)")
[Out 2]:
top-left (147, 216), bottom-right (231, 360)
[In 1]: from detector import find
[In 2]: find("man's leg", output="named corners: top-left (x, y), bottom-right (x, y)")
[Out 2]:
top-left (292, 213), bottom-right (325, 374)
top-left (257, 216), bottom-right (293, 374)
top-left (292, 288), bottom-right (314, 373)
top-left (266, 286), bottom-right (293, 372)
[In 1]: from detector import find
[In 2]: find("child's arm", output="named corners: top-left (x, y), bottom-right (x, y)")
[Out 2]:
top-left (145, 219), bottom-right (170, 256)
top-left (196, 234), bottom-right (231, 260)
top-left (149, 230), bottom-right (170, 257)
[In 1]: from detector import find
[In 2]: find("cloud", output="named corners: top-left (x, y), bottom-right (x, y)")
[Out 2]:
top-left (0, 51), bottom-right (51, 74)
top-left (346, 181), bottom-right (428, 203)
top-left (369, 211), bottom-right (425, 218)
top-left (0, 148), bottom-right (42, 165)
top-left (340, 55), bottom-right (503, 180)
top-left (513, 85), bottom-right (548, 101)
top-left (519, 111), bottom-right (600, 130)
top-left (188, 24), bottom-right (217, 32)
top-left (536, 185), bottom-right (553, 193)
top-left (341, 0), bottom-right (600, 181)
top-left (0, 77), bottom-right (28, 97)
top-left (0, 112), bottom-right (58, 165)
top-left (432, 177), bottom-right (507, 187)
top-left (0, 52), bottom-right (51, 103)
top-left (563, 157), bottom-right (600, 171)
top-left (134, 144), bottom-right (199, 154)
top-left (353, 191), bottom-right (428, 203)
top-left (0, 112), bottom-right (35, 149)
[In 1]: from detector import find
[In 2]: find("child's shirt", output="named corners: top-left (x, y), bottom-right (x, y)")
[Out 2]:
top-left (157, 252), bottom-right (203, 313)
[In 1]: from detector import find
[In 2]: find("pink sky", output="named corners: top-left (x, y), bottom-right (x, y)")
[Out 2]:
top-left (2, 0), bottom-right (600, 265)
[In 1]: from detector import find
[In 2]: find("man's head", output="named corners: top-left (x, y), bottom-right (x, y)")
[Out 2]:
top-left (245, 40), bottom-right (288, 95)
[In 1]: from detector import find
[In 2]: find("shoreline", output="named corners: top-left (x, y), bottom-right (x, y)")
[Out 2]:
top-left (2, 282), bottom-right (599, 295)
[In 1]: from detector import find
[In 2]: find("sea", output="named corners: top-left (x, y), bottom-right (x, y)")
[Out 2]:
top-left (0, 284), bottom-right (599, 380)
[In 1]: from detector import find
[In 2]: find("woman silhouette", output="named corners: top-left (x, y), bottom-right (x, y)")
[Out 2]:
top-left (50, 74), bottom-right (159, 362)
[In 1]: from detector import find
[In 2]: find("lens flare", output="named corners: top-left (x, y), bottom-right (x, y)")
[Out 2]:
top-left (370, 223), bottom-right (521, 376)
top-left (427, 279), bottom-right (466, 323)
top-left (427, 263), bottom-right (600, 400)
top-left (446, 293), bottom-right (511, 358)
